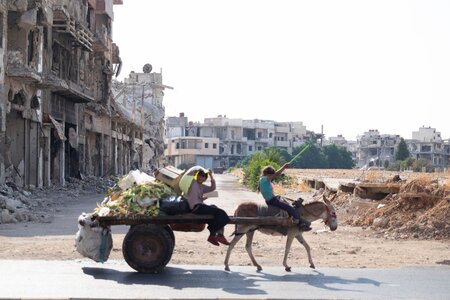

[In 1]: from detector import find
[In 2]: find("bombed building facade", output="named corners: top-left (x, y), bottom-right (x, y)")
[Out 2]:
top-left (111, 66), bottom-right (172, 173)
top-left (0, 0), bottom-right (168, 188)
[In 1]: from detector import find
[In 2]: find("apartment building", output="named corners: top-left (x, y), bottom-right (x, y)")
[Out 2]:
top-left (243, 119), bottom-right (274, 154)
top-left (356, 129), bottom-right (402, 168)
top-left (408, 126), bottom-right (448, 168)
top-left (200, 116), bottom-right (245, 168)
top-left (166, 112), bottom-right (188, 138)
top-left (164, 114), bottom-right (313, 169)
top-left (165, 136), bottom-right (220, 169)
top-left (112, 66), bottom-right (172, 172)
top-left (327, 135), bottom-right (347, 147)
top-left (0, 0), bottom-right (169, 188)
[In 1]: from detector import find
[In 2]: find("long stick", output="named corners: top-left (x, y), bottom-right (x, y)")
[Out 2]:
top-left (289, 144), bottom-right (310, 164)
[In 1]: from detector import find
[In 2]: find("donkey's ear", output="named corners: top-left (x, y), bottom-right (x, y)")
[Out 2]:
top-left (322, 193), bottom-right (337, 204)
top-left (322, 193), bottom-right (336, 204)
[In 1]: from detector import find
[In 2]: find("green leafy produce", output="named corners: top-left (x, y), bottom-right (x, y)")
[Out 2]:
top-left (94, 179), bottom-right (176, 217)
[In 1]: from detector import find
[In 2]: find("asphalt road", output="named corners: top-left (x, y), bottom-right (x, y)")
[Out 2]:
top-left (1, 260), bottom-right (449, 299)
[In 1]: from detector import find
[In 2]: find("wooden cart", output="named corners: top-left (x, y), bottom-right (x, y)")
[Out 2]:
top-left (98, 214), bottom-right (292, 273)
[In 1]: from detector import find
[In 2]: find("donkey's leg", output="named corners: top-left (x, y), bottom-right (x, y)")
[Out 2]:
top-left (244, 231), bottom-right (262, 271)
top-left (283, 231), bottom-right (296, 272)
top-left (295, 234), bottom-right (315, 269)
top-left (224, 233), bottom-right (245, 271)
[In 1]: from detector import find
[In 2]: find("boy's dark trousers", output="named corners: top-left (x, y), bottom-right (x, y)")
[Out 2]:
top-left (191, 203), bottom-right (230, 235)
top-left (267, 196), bottom-right (300, 220)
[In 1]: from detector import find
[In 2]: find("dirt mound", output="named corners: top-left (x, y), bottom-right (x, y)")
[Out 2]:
top-left (228, 168), bottom-right (450, 240)
top-left (344, 177), bottom-right (450, 240)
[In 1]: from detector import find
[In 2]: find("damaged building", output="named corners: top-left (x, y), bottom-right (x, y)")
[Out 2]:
top-left (165, 114), bottom-right (318, 170)
top-left (0, 0), bottom-right (168, 188)
top-left (111, 65), bottom-right (172, 173)
top-left (356, 130), bottom-right (402, 169)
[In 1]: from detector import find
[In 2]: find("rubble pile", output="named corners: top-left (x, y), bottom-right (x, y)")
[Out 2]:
top-left (264, 169), bottom-right (450, 241)
top-left (343, 177), bottom-right (450, 240)
top-left (0, 176), bottom-right (118, 224)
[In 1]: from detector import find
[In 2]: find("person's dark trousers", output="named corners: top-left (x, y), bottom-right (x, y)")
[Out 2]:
top-left (192, 204), bottom-right (230, 235)
top-left (267, 196), bottom-right (300, 220)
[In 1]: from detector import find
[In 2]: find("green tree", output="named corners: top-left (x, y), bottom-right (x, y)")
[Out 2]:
top-left (401, 157), bottom-right (415, 170)
top-left (242, 150), bottom-right (287, 191)
top-left (262, 147), bottom-right (284, 165)
top-left (412, 159), bottom-right (432, 172)
top-left (395, 138), bottom-right (410, 161)
top-left (323, 144), bottom-right (354, 169)
top-left (291, 143), bottom-right (328, 169)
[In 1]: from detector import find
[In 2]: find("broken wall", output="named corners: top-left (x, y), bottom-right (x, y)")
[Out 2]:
top-left (0, 1), bottom-right (6, 183)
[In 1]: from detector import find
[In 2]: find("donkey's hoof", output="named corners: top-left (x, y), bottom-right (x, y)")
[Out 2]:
top-left (256, 266), bottom-right (262, 271)
top-left (225, 266), bottom-right (230, 271)
top-left (310, 264), bottom-right (315, 269)
top-left (285, 266), bottom-right (291, 272)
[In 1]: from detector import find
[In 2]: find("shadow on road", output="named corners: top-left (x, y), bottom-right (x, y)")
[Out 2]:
top-left (83, 266), bottom-right (267, 296)
top-left (82, 265), bottom-right (382, 295)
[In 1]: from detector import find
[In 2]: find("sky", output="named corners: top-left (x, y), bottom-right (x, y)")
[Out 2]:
top-left (113, 0), bottom-right (450, 141)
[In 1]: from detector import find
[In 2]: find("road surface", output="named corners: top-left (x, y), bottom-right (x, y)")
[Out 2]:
top-left (0, 260), bottom-right (449, 299)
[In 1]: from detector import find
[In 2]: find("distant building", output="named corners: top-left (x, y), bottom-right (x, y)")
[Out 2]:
top-left (328, 135), bottom-right (347, 147)
top-left (356, 129), bottom-right (401, 168)
top-left (112, 67), bottom-right (173, 172)
top-left (165, 136), bottom-right (220, 169)
top-left (165, 114), bottom-right (313, 169)
top-left (407, 126), bottom-right (448, 169)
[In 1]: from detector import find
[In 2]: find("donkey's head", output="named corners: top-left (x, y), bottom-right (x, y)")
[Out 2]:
top-left (322, 193), bottom-right (338, 231)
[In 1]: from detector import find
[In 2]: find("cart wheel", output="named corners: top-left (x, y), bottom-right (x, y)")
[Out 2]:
top-left (122, 224), bottom-right (174, 273)
top-left (164, 225), bottom-right (175, 246)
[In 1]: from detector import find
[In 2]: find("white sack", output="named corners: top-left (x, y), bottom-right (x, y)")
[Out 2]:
top-left (75, 213), bottom-right (113, 262)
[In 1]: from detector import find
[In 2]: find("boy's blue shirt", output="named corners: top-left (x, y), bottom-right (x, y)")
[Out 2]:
top-left (259, 176), bottom-right (274, 201)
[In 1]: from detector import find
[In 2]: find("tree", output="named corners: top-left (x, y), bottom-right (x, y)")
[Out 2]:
top-left (396, 138), bottom-right (410, 161)
top-left (291, 143), bottom-right (328, 169)
top-left (262, 147), bottom-right (284, 166)
top-left (323, 144), bottom-right (354, 169)
top-left (242, 149), bottom-right (287, 191)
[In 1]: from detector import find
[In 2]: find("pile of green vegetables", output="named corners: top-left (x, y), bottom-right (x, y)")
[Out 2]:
top-left (95, 180), bottom-right (176, 217)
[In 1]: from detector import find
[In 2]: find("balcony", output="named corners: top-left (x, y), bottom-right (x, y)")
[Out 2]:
top-left (274, 140), bottom-right (290, 148)
top-left (53, 6), bottom-right (93, 51)
top-left (6, 51), bottom-right (42, 84)
top-left (37, 73), bottom-right (95, 103)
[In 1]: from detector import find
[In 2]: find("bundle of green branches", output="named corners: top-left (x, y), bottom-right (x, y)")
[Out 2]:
top-left (95, 181), bottom-right (176, 217)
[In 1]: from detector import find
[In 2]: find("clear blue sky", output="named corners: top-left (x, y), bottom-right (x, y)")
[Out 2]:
top-left (113, 0), bottom-right (450, 141)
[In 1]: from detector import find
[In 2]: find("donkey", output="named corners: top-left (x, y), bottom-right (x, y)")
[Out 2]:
top-left (224, 194), bottom-right (337, 272)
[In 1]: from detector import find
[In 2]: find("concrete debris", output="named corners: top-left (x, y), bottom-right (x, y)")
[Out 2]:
top-left (240, 169), bottom-right (450, 241)
top-left (332, 178), bottom-right (450, 240)
top-left (0, 176), bottom-right (117, 224)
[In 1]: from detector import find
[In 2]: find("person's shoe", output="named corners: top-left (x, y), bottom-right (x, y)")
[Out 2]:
top-left (207, 235), bottom-right (219, 246)
top-left (216, 234), bottom-right (231, 245)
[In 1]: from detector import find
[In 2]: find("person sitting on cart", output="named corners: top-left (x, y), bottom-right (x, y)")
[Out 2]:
top-left (259, 163), bottom-right (312, 231)
top-left (181, 167), bottom-right (231, 246)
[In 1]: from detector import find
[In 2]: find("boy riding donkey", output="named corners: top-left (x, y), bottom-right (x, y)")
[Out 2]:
top-left (259, 162), bottom-right (312, 231)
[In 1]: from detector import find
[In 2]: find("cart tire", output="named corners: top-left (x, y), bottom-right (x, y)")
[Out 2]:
top-left (122, 224), bottom-right (174, 273)
top-left (164, 225), bottom-right (175, 246)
